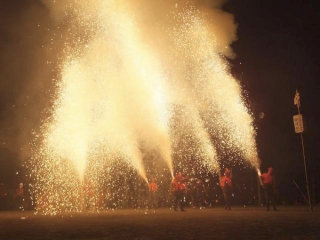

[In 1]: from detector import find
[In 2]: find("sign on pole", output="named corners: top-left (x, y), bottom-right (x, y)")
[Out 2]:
top-left (293, 114), bottom-right (304, 133)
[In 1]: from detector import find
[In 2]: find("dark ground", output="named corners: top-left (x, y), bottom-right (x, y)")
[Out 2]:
top-left (0, 207), bottom-right (319, 240)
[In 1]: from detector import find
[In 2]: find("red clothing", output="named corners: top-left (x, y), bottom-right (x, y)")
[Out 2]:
top-left (261, 168), bottom-right (274, 185)
top-left (261, 173), bottom-right (274, 184)
top-left (220, 176), bottom-right (232, 188)
top-left (172, 174), bottom-right (187, 191)
top-left (220, 168), bottom-right (232, 188)
top-left (172, 179), bottom-right (181, 191)
top-left (149, 182), bottom-right (158, 192)
top-left (16, 187), bottom-right (24, 197)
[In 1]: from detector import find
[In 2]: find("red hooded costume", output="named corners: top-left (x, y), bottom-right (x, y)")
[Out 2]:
top-left (261, 167), bottom-right (274, 185)
top-left (220, 168), bottom-right (232, 188)
top-left (172, 172), bottom-right (187, 191)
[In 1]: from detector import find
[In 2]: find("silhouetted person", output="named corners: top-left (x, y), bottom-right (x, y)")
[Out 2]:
top-left (172, 172), bottom-right (187, 211)
top-left (220, 168), bottom-right (232, 210)
top-left (16, 182), bottom-right (24, 211)
top-left (261, 167), bottom-right (277, 211)
top-left (194, 178), bottom-right (205, 209)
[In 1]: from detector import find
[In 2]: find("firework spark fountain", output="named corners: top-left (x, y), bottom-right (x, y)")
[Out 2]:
top-left (30, 0), bottom-right (259, 214)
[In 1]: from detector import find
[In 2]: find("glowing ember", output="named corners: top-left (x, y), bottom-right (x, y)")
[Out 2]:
top-left (29, 0), bottom-right (259, 214)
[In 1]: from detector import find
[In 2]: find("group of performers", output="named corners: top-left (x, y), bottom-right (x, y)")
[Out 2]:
top-left (147, 167), bottom-right (277, 212)
top-left (9, 167), bottom-right (277, 212)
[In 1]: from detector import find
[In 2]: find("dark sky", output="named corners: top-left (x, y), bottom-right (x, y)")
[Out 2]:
top-left (225, 0), bottom-right (320, 203)
top-left (0, 0), bottom-right (320, 203)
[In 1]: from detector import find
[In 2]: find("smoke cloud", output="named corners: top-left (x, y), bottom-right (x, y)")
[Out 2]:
top-left (18, 0), bottom-right (259, 214)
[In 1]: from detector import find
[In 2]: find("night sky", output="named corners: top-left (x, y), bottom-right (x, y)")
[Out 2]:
top-left (0, 0), bottom-right (320, 203)
top-left (226, 0), bottom-right (320, 203)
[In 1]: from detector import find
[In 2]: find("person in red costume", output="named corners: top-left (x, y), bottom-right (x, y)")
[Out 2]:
top-left (261, 167), bottom-right (277, 211)
top-left (172, 172), bottom-right (187, 211)
top-left (148, 177), bottom-right (158, 211)
top-left (220, 168), bottom-right (232, 210)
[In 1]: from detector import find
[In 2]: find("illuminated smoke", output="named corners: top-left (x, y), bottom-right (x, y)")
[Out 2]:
top-left (30, 0), bottom-right (259, 214)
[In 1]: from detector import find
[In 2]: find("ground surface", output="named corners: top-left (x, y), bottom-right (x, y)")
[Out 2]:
top-left (0, 207), bottom-right (319, 240)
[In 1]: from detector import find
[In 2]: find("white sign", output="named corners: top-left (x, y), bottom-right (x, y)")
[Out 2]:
top-left (293, 114), bottom-right (304, 133)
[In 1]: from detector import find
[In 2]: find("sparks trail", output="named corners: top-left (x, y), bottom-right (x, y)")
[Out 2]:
top-left (29, 0), bottom-right (259, 215)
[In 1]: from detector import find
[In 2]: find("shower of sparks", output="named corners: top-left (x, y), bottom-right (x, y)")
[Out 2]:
top-left (29, 0), bottom-right (259, 215)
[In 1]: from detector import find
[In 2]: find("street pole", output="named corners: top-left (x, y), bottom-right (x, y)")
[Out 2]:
top-left (294, 90), bottom-right (312, 211)
top-left (297, 105), bottom-right (312, 211)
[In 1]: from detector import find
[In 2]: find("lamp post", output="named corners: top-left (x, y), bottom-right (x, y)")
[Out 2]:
top-left (293, 90), bottom-right (312, 211)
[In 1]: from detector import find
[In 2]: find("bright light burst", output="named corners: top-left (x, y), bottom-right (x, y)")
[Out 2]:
top-left (30, 0), bottom-right (259, 214)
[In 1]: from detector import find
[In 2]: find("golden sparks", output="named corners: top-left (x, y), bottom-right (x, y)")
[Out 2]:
top-left (30, 0), bottom-right (259, 215)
